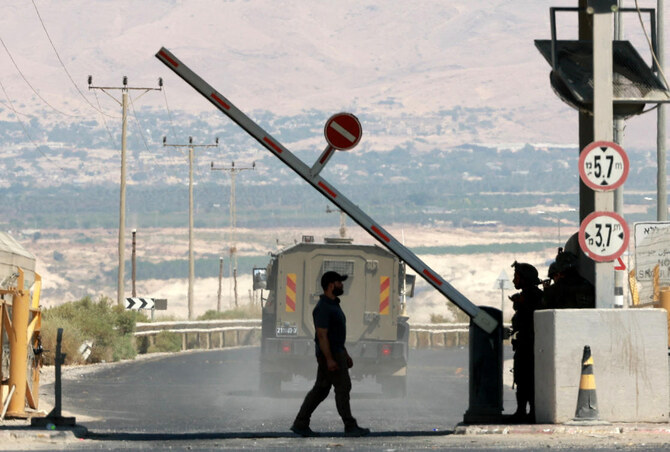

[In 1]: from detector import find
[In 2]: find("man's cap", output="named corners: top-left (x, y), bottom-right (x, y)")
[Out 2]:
top-left (511, 261), bottom-right (541, 285)
top-left (321, 271), bottom-right (348, 290)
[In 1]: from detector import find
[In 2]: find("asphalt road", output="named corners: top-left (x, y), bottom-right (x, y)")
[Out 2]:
top-left (21, 346), bottom-right (670, 450)
top-left (58, 346), bottom-right (510, 434)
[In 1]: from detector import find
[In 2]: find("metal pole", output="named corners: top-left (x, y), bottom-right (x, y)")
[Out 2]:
top-left (7, 269), bottom-right (28, 416)
top-left (578, 0), bottom-right (597, 288)
top-left (217, 256), bottom-right (223, 312)
top-left (87, 76), bottom-right (162, 307)
top-left (500, 282), bottom-right (505, 322)
top-left (658, 0), bottom-right (668, 221)
top-left (164, 137), bottom-right (218, 319)
top-left (614, 1), bottom-right (626, 307)
top-left (231, 170), bottom-right (237, 308)
top-left (131, 229), bottom-right (137, 297)
top-left (117, 88), bottom-right (128, 307)
top-left (188, 142), bottom-right (195, 320)
top-left (53, 328), bottom-right (63, 418)
top-left (592, 2), bottom-right (616, 308)
top-left (233, 268), bottom-right (238, 308)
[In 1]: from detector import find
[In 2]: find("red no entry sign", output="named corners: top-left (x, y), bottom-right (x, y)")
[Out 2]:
top-left (324, 112), bottom-right (362, 151)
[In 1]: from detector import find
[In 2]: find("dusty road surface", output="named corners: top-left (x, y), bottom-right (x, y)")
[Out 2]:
top-left (3, 347), bottom-right (670, 450)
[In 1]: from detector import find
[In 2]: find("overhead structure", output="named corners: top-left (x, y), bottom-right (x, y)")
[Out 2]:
top-left (535, 7), bottom-right (670, 118)
top-left (155, 47), bottom-right (498, 333)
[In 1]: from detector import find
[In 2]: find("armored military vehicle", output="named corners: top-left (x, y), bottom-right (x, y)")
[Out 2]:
top-left (256, 236), bottom-right (413, 397)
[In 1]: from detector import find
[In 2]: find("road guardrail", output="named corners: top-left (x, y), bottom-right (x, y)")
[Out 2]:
top-left (133, 321), bottom-right (491, 352)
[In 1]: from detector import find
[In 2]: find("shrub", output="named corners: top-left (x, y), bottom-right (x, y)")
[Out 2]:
top-left (197, 304), bottom-right (261, 321)
top-left (41, 296), bottom-right (144, 364)
top-left (148, 331), bottom-right (182, 353)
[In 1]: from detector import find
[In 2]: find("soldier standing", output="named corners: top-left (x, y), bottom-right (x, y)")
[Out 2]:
top-left (509, 261), bottom-right (543, 423)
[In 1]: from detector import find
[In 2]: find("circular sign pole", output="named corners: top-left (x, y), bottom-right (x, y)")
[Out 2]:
top-left (578, 140), bottom-right (630, 308)
top-left (310, 112), bottom-right (363, 177)
top-left (579, 140), bottom-right (629, 191)
top-left (578, 211), bottom-right (629, 262)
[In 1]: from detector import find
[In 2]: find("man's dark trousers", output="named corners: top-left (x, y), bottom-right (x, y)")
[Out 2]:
top-left (293, 351), bottom-right (357, 429)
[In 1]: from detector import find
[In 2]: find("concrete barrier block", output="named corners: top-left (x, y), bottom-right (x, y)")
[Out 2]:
top-left (431, 332), bottom-right (446, 348)
top-left (416, 331), bottom-right (431, 349)
top-left (535, 309), bottom-right (669, 423)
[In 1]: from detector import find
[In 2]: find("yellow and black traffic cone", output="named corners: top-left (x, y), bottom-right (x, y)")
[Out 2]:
top-left (573, 345), bottom-right (600, 421)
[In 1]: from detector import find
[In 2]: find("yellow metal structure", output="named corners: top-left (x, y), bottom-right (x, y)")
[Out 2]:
top-left (0, 268), bottom-right (42, 418)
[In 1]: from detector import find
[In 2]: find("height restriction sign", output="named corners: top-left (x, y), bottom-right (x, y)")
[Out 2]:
top-left (579, 141), bottom-right (629, 191)
top-left (578, 211), bottom-right (629, 262)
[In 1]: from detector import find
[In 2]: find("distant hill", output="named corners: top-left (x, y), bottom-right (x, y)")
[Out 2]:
top-left (0, 0), bottom-right (665, 162)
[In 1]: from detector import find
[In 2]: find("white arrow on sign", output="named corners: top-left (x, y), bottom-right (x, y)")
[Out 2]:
top-left (578, 211), bottom-right (629, 262)
top-left (125, 297), bottom-right (155, 310)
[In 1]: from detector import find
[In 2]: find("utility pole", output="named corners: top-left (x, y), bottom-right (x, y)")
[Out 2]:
top-left (131, 229), bottom-right (137, 297)
top-left (326, 205), bottom-right (347, 238)
top-left (658, 0), bottom-right (667, 221)
top-left (590, 0), bottom-right (616, 308)
top-left (164, 136), bottom-right (219, 319)
top-left (217, 256), bottom-right (224, 312)
top-left (614, 1), bottom-right (625, 307)
top-left (211, 161), bottom-right (256, 308)
top-left (88, 76), bottom-right (162, 307)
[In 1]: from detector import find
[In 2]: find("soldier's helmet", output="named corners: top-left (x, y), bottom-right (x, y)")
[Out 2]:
top-left (511, 261), bottom-right (541, 285)
top-left (555, 249), bottom-right (578, 273)
top-left (548, 261), bottom-right (559, 278)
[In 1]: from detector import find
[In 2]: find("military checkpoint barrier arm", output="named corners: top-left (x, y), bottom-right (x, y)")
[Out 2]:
top-left (154, 47), bottom-right (497, 335)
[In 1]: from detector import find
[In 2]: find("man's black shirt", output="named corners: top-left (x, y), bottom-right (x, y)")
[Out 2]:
top-left (313, 294), bottom-right (347, 357)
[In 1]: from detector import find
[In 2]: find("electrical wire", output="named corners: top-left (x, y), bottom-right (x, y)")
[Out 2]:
top-left (92, 89), bottom-right (117, 146)
top-left (0, 98), bottom-right (33, 118)
top-left (162, 86), bottom-right (179, 141)
top-left (0, 76), bottom-right (64, 168)
top-left (128, 93), bottom-right (151, 153)
top-left (30, 0), bottom-right (119, 119)
top-left (634, 0), bottom-right (670, 88)
top-left (0, 36), bottom-right (85, 118)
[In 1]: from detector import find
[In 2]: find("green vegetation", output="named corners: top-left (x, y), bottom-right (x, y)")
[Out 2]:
top-left (136, 331), bottom-right (182, 354)
top-left (41, 296), bottom-right (147, 365)
top-left (197, 304), bottom-right (261, 320)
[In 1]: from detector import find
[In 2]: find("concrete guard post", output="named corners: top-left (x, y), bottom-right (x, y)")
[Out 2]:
top-left (535, 309), bottom-right (669, 423)
top-left (463, 306), bottom-right (503, 423)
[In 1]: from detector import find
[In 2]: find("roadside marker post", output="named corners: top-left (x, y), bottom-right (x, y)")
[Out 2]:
top-left (155, 47), bottom-right (498, 334)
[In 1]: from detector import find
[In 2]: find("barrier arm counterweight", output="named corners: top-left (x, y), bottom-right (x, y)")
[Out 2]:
top-left (155, 47), bottom-right (498, 334)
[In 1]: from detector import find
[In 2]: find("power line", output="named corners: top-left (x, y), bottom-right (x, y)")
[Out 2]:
top-left (161, 86), bottom-right (179, 141)
top-left (30, 0), bottom-right (119, 119)
top-left (0, 35), bottom-right (85, 118)
top-left (128, 93), bottom-right (151, 153)
top-left (88, 75), bottom-right (162, 308)
top-left (92, 89), bottom-right (117, 145)
top-left (0, 75), bottom-right (66, 171)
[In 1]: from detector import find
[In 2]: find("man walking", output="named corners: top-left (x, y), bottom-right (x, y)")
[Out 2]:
top-left (291, 271), bottom-right (370, 437)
